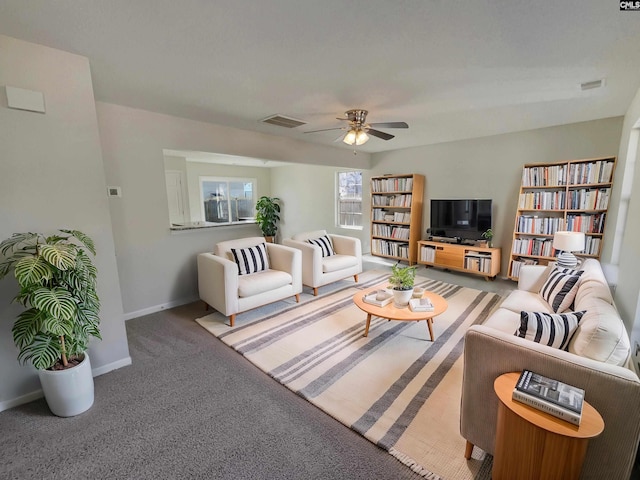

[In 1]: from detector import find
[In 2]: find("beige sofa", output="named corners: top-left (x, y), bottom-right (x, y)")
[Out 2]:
top-left (197, 237), bottom-right (302, 327)
top-left (461, 259), bottom-right (640, 479)
top-left (283, 230), bottom-right (362, 296)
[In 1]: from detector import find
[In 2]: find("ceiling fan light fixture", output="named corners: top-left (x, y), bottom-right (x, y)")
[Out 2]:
top-left (355, 129), bottom-right (369, 145)
top-left (343, 129), bottom-right (357, 145)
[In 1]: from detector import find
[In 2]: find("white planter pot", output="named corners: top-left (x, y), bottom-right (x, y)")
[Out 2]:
top-left (38, 352), bottom-right (94, 417)
top-left (393, 288), bottom-right (414, 308)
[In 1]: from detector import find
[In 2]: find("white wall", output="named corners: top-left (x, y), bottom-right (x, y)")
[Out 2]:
top-left (371, 117), bottom-right (624, 276)
top-left (611, 86), bottom-right (640, 338)
top-left (0, 35), bottom-right (130, 409)
top-left (96, 102), bottom-right (370, 317)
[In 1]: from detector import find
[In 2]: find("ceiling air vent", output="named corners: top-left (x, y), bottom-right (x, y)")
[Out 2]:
top-left (261, 114), bottom-right (306, 128)
top-left (580, 79), bottom-right (605, 91)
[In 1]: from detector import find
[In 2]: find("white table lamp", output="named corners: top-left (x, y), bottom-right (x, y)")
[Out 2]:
top-left (553, 231), bottom-right (585, 268)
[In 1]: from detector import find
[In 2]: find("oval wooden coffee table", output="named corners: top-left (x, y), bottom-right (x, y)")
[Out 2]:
top-left (353, 285), bottom-right (448, 341)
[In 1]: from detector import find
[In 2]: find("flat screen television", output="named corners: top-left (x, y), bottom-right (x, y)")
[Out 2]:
top-left (429, 199), bottom-right (492, 241)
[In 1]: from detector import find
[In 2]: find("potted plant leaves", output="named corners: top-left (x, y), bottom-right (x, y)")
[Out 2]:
top-left (0, 229), bottom-right (101, 417)
top-left (481, 228), bottom-right (494, 247)
top-left (255, 196), bottom-right (281, 243)
top-left (388, 263), bottom-right (417, 307)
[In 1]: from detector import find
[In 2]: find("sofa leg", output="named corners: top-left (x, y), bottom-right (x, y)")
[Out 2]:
top-left (295, 294), bottom-right (300, 303)
top-left (229, 314), bottom-right (235, 327)
top-left (313, 287), bottom-right (318, 296)
top-left (354, 274), bottom-right (359, 283)
top-left (464, 440), bottom-right (474, 459)
top-left (204, 301), bottom-right (210, 311)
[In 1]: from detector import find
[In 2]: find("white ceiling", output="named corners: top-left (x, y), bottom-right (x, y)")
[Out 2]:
top-left (2, 1), bottom-right (640, 153)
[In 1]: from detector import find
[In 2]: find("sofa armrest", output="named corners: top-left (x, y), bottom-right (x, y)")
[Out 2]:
top-left (517, 264), bottom-right (550, 292)
top-left (461, 324), bottom-right (640, 480)
top-left (329, 234), bottom-right (362, 258)
top-left (265, 243), bottom-right (302, 290)
top-left (282, 239), bottom-right (322, 287)
top-left (197, 253), bottom-right (239, 316)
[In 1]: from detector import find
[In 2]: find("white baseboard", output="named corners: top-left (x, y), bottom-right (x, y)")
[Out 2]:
top-left (0, 356), bottom-right (133, 413)
top-left (0, 389), bottom-right (44, 413)
top-left (122, 296), bottom-right (199, 321)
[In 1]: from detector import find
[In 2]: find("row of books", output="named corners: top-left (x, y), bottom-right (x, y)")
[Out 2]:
top-left (566, 213), bottom-right (606, 234)
top-left (518, 191), bottom-right (566, 210)
top-left (463, 253), bottom-right (493, 273)
top-left (371, 177), bottom-right (414, 193)
top-left (567, 188), bottom-right (610, 210)
top-left (512, 370), bottom-right (584, 426)
top-left (512, 238), bottom-right (556, 257)
top-left (582, 236), bottom-right (601, 255)
top-left (509, 258), bottom-right (538, 278)
top-left (516, 215), bottom-right (564, 235)
top-left (372, 224), bottom-right (410, 239)
top-left (371, 239), bottom-right (410, 259)
top-left (373, 210), bottom-right (412, 223)
top-left (522, 164), bottom-right (567, 187)
top-left (568, 160), bottom-right (614, 185)
top-left (372, 194), bottom-right (413, 207)
top-left (420, 246), bottom-right (436, 263)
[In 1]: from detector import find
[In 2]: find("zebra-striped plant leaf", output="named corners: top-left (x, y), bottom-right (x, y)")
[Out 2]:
top-left (14, 256), bottom-right (53, 287)
top-left (12, 308), bottom-right (43, 349)
top-left (39, 244), bottom-right (77, 270)
top-left (17, 334), bottom-right (61, 370)
top-left (31, 287), bottom-right (76, 321)
top-left (0, 232), bottom-right (39, 256)
top-left (60, 229), bottom-right (96, 255)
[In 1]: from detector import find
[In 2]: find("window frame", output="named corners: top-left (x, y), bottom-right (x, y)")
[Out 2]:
top-left (198, 176), bottom-right (257, 226)
top-left (336, 170), bottom-right (363, 230)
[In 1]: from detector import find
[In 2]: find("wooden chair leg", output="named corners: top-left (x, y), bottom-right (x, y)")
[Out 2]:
top-left (313, 287), bottom-right (318, 296)
top-left (354, 274), bottom-right (359, 283)
top-left (204, 301), bottom-right (210, 311)
top-left (464, 440), bottom-right (474, 459)
top-left (295, 294), bottom-right (300, 303)
top-left (229, 314), bottom-right (235, 327)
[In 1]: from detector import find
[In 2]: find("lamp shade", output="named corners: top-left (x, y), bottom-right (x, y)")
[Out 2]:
top-left (343, 129), bottom-right (357, 145)
top-left (553, 231), bottom-right (585, 252)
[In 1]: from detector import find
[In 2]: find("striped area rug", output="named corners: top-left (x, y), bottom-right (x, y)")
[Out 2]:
top-left (196, 270), bottom-right (501, 479)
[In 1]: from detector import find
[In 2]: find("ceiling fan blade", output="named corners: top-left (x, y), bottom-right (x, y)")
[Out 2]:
top-left (333, 133), bottom-right (346, 143)
top-left (304, 127), bottom-right (345, 133)
top-left (368, 121), bottom-right (408, 129)
top-left (367, 128), bottom-right (395, 141)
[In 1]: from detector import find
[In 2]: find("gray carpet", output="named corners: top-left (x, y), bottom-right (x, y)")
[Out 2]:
top-left (0, 300), bottom-right (427, 480)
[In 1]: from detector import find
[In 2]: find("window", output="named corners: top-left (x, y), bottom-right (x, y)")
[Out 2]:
top-left (336, 170), bottom-right (363, 228)
top-left (199, 177), bottom-right (256, 225)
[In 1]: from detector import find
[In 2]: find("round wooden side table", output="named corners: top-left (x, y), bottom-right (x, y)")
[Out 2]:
top-left (492, 372), bottom-right (604, 480)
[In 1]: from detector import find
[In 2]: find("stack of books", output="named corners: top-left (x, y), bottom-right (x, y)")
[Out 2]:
top-left (409, 297), bottom-right (434, 312)
top-left (512, 370), bottom-right (584, 426)
top-left (362, 291), bottom-right (393, 307)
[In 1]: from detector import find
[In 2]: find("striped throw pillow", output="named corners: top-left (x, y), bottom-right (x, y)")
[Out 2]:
top-left (231, 243), bottom-right (270, 275)
top-left (308, 235), bottom-right (335, 257)
top-left (515, 310), bottom-right (585, 350)
top-left (539, 267), bottom-right (583, 313)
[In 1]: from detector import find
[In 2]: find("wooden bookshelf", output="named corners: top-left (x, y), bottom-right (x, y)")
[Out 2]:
top-left (509, 156), bottom-right (617, 280)
top-left (370, 173), bottom-right (424, 265)
top-left (418, 240), bottom-right (501, 280)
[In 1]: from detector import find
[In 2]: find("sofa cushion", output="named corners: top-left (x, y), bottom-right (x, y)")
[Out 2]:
top-left (568, 299), bottom-right (631, 366)
top-left (540, 267), bottom-right (583, 313)
top-left (322, 254), bottom-right (358, 273)
top-left (515, 310), bottom-right (585, 350)
top-left (308, 235), bottom-right (335, 257)
top-left (499, 290), bottom-right (552, 314)
top-left (237, 269), bottom-right (292, 297)
top-left (231, 243), bottom-right (269, 275)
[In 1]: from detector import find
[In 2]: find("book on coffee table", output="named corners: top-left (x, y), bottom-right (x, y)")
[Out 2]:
top-left (409, 297), bottom-right (434, 312)
top-left (512, 370), bottom-right (584, 426)
top-left (362, 291), bottom-right (393, 307)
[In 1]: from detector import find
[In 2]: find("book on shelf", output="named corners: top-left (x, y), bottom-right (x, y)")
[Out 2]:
top-left (511, 370), bottom-right (584, 426)
top-left (362, 291), bottom-right (393, 307)
top-left (409, 297), bottom-right (434, 312)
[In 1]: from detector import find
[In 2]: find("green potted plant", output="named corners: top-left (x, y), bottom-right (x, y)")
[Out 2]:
top-left (481, 228), bottom-right (494, 247)
top-left (388, 263), bottom-right (417, 307)
top-left (0, 229), bottom-right (101, 417)
top-left (255, 196), bottom-right (281, 243)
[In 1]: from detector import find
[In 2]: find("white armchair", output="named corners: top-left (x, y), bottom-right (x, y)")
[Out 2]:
top-left (197, 237), bottom-right (302, 326)
top-left (283, 230), bottom-right (362, 296)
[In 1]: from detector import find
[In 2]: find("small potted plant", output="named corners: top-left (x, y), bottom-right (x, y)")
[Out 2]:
top-left (388, 263), bottom-right (418, 307)
top-left (481, 228), bottom-right (494, 247)
top-left (0, 229), bottom-right (101, 417)
top-left (255, 196), bottom-right (281, 243)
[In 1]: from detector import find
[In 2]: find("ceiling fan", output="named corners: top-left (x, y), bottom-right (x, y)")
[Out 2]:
top-left (305, 109), bottom-right (408, 146)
